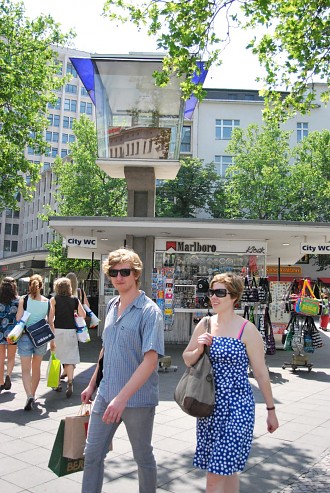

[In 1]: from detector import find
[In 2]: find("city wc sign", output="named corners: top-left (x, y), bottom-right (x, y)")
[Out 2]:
top-left (301, 242), bottom-right (330, 254)
top-left (63, 236), bottom-right (97, 249)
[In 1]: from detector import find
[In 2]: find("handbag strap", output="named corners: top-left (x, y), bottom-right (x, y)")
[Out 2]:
top-left (204, 315), bottom-right (211, 333)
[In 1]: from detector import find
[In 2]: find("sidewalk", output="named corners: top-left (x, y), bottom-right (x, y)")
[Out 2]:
top-left (0, 326), bottom-right (329, 493)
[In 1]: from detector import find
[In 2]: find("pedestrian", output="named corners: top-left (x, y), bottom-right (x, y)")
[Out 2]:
top-left (81, 248), bottom-right (165, 493)
top-left (49, 277), bottom-right (86, 397)
top-left (319, 292), bottom-right (329, 331)
top-left (0, 277), bottom-right (19, 393)
top-left (183, 272), bottom-right (279, 493)
top-left (66, 272), bottom-right (90, 307)
top-left (16, 274), bottom-right (54, 411)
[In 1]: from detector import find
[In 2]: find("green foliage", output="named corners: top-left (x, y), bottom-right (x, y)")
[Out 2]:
top-left (103, 0), bottom-right (330, 118)
top-left (0, 0), bottom-right (73, 210)
top-left (288, 130), bottom-right (330, 221)
top-left (156, 157), bottom-right (222, 217)
top-left (223, 122), bottom-right (293, 219)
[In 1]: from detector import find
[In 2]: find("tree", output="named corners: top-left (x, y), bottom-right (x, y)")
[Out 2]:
top-left (41, 115), bottom-right (127, 272)
top-left (222, 122), bottom-right (293, 219)
top-left (156, 157), bottom-right (222, 217)
top-left (0, 0), bottom-right (73, 210)
top-left (103, 0), bottom-right (330, 118)
top-left (289, 130), bottom-right (330, 222)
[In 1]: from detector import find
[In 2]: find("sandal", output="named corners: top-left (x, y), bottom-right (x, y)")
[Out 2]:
top-left (66, 380), bottom-right (73, 398)
top-left (52, 385), bottom-right (62, 392)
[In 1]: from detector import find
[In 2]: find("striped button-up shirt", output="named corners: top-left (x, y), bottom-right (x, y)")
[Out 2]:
top-left (99, 291), bottom-right (165, 407)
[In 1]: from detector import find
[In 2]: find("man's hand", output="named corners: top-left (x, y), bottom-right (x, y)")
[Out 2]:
top-left (102, 396), bottom-right (127, 424)
top-left (81, 384), bottom-right (95, 404)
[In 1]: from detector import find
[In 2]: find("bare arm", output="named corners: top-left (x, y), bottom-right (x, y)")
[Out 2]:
top-left (81, 347), bottom-right (104, 404)
top-left (244, 323), bottom-right (279, 434)
top-left (183, 317), bottom-right (212, 367)
top-left (77, 299), bottom-right (86, 318)
top-left (102, 350), bottom-right (158, 424)
top-left (16, 297), bottom-right (24, 321)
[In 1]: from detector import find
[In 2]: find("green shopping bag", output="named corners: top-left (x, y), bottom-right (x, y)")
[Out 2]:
top-left (48, 419), bottom-right (85, 477)
top-left (47, 352), bottom-right (61, 388)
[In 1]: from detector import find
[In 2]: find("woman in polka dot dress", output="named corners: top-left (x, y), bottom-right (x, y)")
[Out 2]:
top-left (183, 273), bottom-right (279, 493)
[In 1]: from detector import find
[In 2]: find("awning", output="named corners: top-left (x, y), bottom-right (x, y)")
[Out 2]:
top-left (9, 270), bottom-right (31, 280)
top-left (318, 277), bottom-right (330, 284)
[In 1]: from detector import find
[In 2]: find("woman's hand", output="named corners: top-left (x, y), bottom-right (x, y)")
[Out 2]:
top-left (197, 332), bottom-right (213, 347)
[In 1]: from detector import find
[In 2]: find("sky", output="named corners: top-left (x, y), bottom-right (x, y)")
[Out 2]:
top-left (22, 0), bottom-right (266, 90)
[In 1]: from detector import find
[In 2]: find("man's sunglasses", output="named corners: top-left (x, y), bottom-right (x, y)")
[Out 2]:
top-left (108, 268), bottom-right (132, 278)
top-left (208, 288), bottom-right (230, 298)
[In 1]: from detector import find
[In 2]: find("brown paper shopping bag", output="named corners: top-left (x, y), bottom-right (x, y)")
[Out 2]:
top-left (63, 405), bottom-right (90, 459)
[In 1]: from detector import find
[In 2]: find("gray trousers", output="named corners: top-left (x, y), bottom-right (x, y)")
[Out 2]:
top-left (81, 393), bottom-right (157, 493)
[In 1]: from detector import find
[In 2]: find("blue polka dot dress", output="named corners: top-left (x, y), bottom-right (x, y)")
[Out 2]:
top-left (193, 321), bottom-right (255, 475)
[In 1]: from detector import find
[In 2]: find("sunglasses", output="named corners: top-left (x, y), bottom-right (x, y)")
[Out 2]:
top-left (108, 268), bottom-right (132, 278)
top-left (208, 288), bottom-right (230, 298)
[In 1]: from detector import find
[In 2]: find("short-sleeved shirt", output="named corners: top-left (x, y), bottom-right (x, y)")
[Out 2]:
top-left (99, 291), bottom-right (165, 407)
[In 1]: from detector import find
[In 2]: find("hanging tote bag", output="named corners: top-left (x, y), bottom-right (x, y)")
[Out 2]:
top-left (295, 280), bottom-right (320, 317)
top-left (47, 352), bottom-right (61, 388)
top-left (174, 316), bottom-right (215, 418)
top-left (63, 405), bottom-right (91, 459)
top-left (48, 420), bottom-right (85, 477)
top-left (74, 312), bottom-right (91, 343)
top-left (264, 307), bottom-right (276, 355)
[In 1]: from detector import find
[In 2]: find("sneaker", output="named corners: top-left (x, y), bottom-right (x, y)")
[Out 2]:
top-left (24, 396), bottom-right (34, 411)
top-left (4, 375), bottom-right (11, 390)
top-left (66, 380), bottom-right (73, 398)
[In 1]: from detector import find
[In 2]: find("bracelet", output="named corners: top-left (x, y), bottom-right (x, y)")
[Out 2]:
top-left (266, 406), bottom-right (276, 411)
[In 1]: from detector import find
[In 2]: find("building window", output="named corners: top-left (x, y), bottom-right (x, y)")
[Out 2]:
top-left (66, 62), bottom-right (77, 78)
top-left (180, 126), bottom-right (191, 153)
top-left (65, 84), bottom-right (77, 94)
top-left (297, 122), bottom-right (308, 142)
top-left (81, 87), bottom-right (88, 96)
top-left (48, 114), bottom-right (60, 127)
top-left (63, 116), bottom-right (75, 129)
top-left (64, 99), bottom-right (77, 112)
top-left (61, 149), bottom-right (68, 158)
top-left (215, 119), bottom-right (240, 140)
top-left (46, 131), bottom-right (59, 143)
top-left (214, 155), bottom-right (233, 178)
top-left (4, 240), bottom-right (17, 252)
top-left (48, 97), bottom-right (61, 110)
top-left (80, 101), bottom-right (93, 114)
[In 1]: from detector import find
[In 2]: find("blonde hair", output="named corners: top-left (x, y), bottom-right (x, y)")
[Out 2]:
top-left (54, 277), bottom-right (72, 296)
top-left (102, 248), bottom-right (143, 286)
top-left (210, 272), bottom-right (244, 303)
top-left (66, 272), bottom-right (78, 297)
top-left (28, 274), bottom-right (43, 299)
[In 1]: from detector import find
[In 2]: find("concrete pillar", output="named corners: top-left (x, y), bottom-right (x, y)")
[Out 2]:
top-left (124, 167), bottom-right (156, 217)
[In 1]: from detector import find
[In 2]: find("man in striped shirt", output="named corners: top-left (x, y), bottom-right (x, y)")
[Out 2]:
top-left (81, 248), bottom-right (165, 493)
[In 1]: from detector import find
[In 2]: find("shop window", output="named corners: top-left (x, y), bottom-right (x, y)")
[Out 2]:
top-left (214, 155), bottom-right (232, 178)
top-left (215, 119), bottom-right (240, 140)
top-left (297, 122), bottom-right (308, 142)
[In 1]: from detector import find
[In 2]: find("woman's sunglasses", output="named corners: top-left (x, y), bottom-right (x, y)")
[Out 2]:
top-left (208, 288), bottom-right (230, 298)
top-left (108, 268), bottom-right (132, 278)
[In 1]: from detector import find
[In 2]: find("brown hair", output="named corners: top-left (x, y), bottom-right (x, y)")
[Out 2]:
top-left (28, 274), bottom-right (43, 299)
top-left (0, 277), bottom-right (18, 304)
top-left (102, 248), bottom-right (143, 287)
top-left (210, 272), bottom-right (244, 303)
top-left (54, 277), bottom-right (72, 297)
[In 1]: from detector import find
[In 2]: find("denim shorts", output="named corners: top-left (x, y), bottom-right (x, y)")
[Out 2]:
top-left (17, 333), bottom-right (48, 357)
